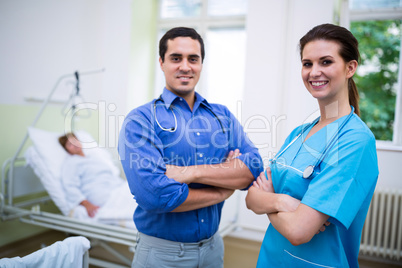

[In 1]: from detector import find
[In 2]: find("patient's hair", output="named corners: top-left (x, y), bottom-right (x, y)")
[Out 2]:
top-left (159, 27), bottom-right (205, 63)
top-left (299, 23), bottom-right (361, 116)
top-left (58, 133), bottom-right (77, 152)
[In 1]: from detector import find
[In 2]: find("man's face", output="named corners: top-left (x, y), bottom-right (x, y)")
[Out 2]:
top-left (159, 37), bottom-right (203, 98)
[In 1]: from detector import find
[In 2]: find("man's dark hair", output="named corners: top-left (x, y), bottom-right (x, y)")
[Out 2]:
top-left (159, 27), bottom-right (205, 63)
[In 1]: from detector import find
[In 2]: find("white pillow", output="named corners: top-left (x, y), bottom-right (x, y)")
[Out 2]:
top-left (27, 127), bottom-right (103, 179)
top-left (26, 127), bottom-right (119, 215)
top-left (27, 127), bottom-right (69, 179)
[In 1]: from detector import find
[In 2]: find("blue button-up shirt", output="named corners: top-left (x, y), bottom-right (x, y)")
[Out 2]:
top-left (118, 88), bottom-right (263, 242)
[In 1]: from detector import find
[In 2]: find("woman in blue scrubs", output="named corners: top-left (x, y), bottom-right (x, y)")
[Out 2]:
top-left (246, 23), bottom-right (379, 268)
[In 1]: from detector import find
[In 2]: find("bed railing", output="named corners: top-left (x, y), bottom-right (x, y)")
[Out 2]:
top-left (1, 146), bottom-right (138, 267)
top-left (2, 69), bottom-right (104, 206)
top-left (1, 157), bottom-right (242, 267)
top-left (2, 157), bottom-right (50, 212)
top-left (0, 70), bottom-right (139, 268)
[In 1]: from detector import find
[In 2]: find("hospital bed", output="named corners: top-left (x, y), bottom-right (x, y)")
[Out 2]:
top-left (0, 71), bottom-right (239, 268)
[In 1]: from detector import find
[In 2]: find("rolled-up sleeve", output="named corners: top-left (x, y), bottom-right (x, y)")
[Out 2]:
top-left (118, 109), bottom-right (189, 213)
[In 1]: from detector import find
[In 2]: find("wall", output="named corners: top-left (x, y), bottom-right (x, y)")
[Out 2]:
top-left (1, 0), bottom-right (401, 249)
top-left (376, 147), bottom-right (402, 189)
top-left (128, 0), bottom-right (158, 112)
top-left (0, 0), bottom-right (135, 247)
top-left (0, 0), bottom-right (134, 151)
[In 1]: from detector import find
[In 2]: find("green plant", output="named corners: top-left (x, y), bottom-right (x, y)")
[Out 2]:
top-left (351, 20), bottom-right (401, 140)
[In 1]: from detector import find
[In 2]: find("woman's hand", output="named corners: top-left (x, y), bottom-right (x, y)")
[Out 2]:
top-left (253, 168), bottom-right (274, 193)
top-left (255, 168), bottom-right (300, 212)
top-left (247, 185), bottom-right (299, 214)
top-left (316, 221), bottom-right (331, 234)
top-left (246, 167), bottom-right (300, 214)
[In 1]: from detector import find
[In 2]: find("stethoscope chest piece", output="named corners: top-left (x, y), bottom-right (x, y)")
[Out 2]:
top-left (274, 106), bottom-right (355, 181)
top-left (154, 96), bottom-right (178, 132)
top-left (303, 165), bottom-right (314, 179)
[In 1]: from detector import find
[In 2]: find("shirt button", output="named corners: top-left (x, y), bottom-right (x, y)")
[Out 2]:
top-left (201, 219), bottom-right (204, 223)
top-left (196, 132), bottom-right (200, 136)
top-left (199, 153), bottom-right (203, 157)
top-left (180, 98), bottom-right (183, 101)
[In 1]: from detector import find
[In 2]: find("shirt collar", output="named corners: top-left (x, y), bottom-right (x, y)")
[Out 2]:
top-left (160, 88), bottom-right (178, 109)
top-left (160, 88), bottom-right (212, 111)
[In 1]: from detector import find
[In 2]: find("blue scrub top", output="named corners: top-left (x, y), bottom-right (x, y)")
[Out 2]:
top-left (257, 112), bottom-right (379, 268)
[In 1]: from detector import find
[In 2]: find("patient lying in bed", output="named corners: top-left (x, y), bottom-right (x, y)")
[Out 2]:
top-left (59, 133), bottom-right (124, 218)
top-left (25, 127), bottom-right (137, 228)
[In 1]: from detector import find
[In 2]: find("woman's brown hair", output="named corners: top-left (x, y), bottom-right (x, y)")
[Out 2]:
top-left (299, 23), bottom-right (361, 116)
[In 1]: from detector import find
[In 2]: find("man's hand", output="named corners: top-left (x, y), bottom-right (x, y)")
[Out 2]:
top-left (225, 149), bottom-right (242, 162)
top-left (80, 200), bottom-right (99, 218)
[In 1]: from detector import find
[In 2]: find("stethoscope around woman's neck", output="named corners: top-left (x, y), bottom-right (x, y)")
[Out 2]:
top-left (271, 106), bottom-right (355, 179)
top-left (153, 95), bottom-right (226, 133)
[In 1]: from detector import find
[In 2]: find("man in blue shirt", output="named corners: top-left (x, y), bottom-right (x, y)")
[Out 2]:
top-left (118, 27), bottom-right (263, 268)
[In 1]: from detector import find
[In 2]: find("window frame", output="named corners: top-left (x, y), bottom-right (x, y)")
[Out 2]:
top-left (341, 1), bottom-right (402, 150)
top-left (155, 0), bottom-right (247, 98)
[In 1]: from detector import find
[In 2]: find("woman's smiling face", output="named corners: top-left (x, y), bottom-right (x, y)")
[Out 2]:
top-left (301, 40), bottom-right (355, 105)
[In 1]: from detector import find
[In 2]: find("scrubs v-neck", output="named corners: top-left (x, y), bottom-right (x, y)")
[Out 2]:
top-left (257, 113), bottom-right (379, 268)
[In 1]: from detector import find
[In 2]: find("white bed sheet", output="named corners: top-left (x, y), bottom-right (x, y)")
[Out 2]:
top-left (0, 236), bottom-right (90, 268)
top-left (24, 128), bottom-right (137, 228)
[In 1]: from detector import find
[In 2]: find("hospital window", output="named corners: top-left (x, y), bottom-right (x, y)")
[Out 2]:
top-left (155, 0), bottom-right (248, 114)
top-left (348, 0), bottom-right (402, 145)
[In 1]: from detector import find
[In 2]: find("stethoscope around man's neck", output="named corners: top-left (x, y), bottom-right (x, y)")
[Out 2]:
top-left (153, 95), bottom-right (226, 133)
top-left (270, 106), bottom-right (355, 179)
